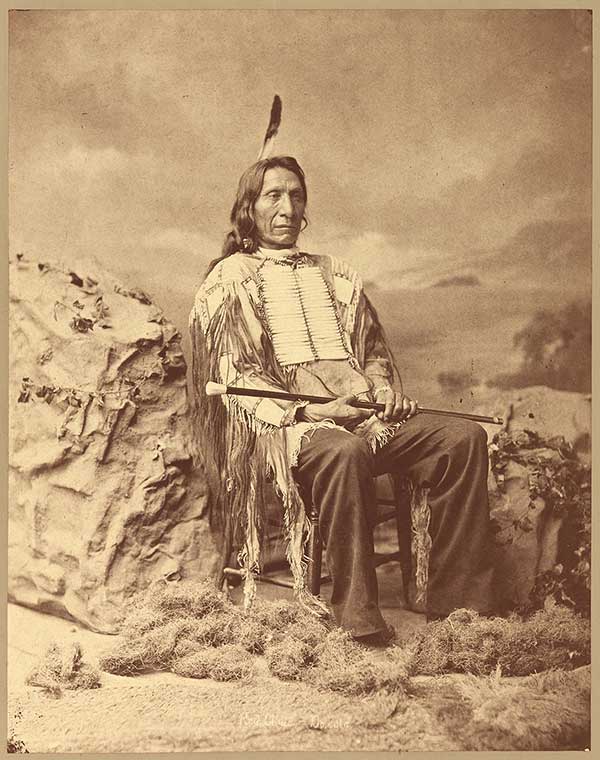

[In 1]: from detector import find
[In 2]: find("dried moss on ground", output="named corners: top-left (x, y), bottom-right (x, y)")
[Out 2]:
top-left (99, 579), bottom-right (410, 698)
top-left (12, 581), bottom-right (591, 752)
top-left (26, 641), bottom-right (101, 697)
top-left (406, 603), bottom-right (590, 677)
top-left (99, 580), bottom-right (590, 698)
top-left (415, 665), bottom-right (590, 751)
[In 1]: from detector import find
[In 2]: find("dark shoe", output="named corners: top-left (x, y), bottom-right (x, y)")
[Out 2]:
top-left (355, 624), bottom-right (396, 647)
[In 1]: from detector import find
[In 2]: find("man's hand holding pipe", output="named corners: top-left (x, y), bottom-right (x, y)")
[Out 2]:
top-left (296, 394), bottom-right (373, 430)
top-left (375, 385), bottom-right (418, 423)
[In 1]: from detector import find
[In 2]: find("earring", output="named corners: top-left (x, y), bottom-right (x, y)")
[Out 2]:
top-left (242, 238), bottom-right (252, 251)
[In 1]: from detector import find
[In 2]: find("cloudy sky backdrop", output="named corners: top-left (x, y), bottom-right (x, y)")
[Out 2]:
top-left (9, 9), bottom-right (592, 402)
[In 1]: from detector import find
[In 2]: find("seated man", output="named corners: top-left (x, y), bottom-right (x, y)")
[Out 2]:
top-left (190, 155), bottom-right (495, 643)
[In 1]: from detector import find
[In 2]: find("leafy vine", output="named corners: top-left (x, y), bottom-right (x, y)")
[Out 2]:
top-left (489, 429), bottom-right (591, 615)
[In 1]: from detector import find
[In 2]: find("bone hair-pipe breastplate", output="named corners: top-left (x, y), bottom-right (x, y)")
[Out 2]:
top-left (257, 259), bottom-right (349, 367)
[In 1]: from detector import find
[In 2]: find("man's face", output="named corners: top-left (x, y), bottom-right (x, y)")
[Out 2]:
top-left (253, 167), bottom-right (306, 249)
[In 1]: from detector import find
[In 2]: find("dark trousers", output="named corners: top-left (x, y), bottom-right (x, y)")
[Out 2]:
top-left (294, 414), bottom-right (496, 636)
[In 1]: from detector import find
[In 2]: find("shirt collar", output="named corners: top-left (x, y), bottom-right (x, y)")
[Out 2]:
top-left (255, 245), bottom-right (301, 260)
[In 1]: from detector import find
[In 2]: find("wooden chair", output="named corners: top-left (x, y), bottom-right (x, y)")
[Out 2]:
top-left (222, 475), bottom-right (414, 604)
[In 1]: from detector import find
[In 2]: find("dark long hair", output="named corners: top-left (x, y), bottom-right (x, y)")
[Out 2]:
top-left (206, 156), bottom-right (308, 275)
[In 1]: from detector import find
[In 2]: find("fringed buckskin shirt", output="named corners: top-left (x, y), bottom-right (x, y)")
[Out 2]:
top-left (190, 247), bottom-right (402, 610)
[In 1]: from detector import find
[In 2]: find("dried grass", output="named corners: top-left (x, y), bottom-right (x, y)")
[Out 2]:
top-left (145, 579), bottom-right (226, 618)
top-left (408, 605), bottom-right (590, 677)
top-left (172, 645), bottom-right (254, 681)
top-left (120, 606), bottom-right (170, 636)
top-left (99, 581), bottom-right (330, 683)
top-left (26, 642), bottom-right (101, 696)
top-left (284, 617), bottom-right (331, 648)
top-left (245, 599), bottom-right (304, 632)
top-left (101, 580), bottom-right (410, 697)
top-left (305, 629), bottom-right (410, 697)
top-left (457, 665), bottom-right (590, 750)
top-left (264, 639), bottom-right (314, 681)
top-left (99, 581), bottom-right (236, 674)
top-left (99, 646), bottom-right (148, 676)
top-left (99, 579), bottom-right (588, 716)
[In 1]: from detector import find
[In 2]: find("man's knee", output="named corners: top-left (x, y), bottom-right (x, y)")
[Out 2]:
top-left (330, 433), bottom-right (374, 467)
top-left (443, 419), bottom-right (488, 455)
top-left (463, 420), bottom-right (488, 448)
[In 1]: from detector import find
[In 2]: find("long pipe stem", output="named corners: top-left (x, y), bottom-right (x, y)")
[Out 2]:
top-left (206, 382), bottom-right (503, 425)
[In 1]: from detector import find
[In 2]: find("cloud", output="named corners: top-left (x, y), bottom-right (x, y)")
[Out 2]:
top-left (432, 275), bottom-right (481, 288)
top-left (64, 145), bottom-right (129, 175)
top-left (142, 227), bottom-right (218, 256)
top-left (303, 228), bottom-right (453, 289)
top-left (484, 218), bottom-right (590, 288)
top-left (9, 9), bottom-right (591, 302)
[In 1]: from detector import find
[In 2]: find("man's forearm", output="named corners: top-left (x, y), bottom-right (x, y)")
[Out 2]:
top-left (222, 369), bottom-right (308, 428)
top-left (364, 357), bottom-right (402, 396)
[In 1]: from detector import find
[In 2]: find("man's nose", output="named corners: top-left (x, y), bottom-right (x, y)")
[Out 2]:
top-left (277, 193), bottom-right (294, 218)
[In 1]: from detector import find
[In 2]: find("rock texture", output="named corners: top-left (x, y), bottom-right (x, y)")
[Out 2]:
top-left (474, 386), bottom-right (591, 609)
top-left (9, 257), bottom-right (217, 632)
top-left (474, 385), bottom-right (591, 460)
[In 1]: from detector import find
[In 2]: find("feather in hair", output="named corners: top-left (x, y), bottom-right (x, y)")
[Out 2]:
top-left (257, 95), bottom-right (282, 160)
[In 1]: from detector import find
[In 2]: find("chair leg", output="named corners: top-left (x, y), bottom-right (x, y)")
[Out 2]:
top-left (393, 479), bottom-right (414, 606)
top-left (306, 503), bottom-right (322, 596)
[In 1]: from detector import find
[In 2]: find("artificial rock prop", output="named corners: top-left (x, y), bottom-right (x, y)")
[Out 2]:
top-left (9, 257), bottom-right (217, 632)
top-left (474, 386), bottom-right (591, 612)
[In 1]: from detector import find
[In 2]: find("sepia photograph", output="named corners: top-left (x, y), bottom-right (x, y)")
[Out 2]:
top-left (7, 8), bottom-right (592, 753)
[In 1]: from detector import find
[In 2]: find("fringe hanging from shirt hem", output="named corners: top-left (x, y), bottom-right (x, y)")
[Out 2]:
top-left (288, 418), bottom-right (341, 468)
top-left (259, 434), bottom-right (311, 599)
top-left (191, 287), bottom-right (323, 610)
top-left (237, 467), bottom-right (261, 609)
top-left (297, 587), bottom-right (332, 619)
top-left (227, 394), bottom-right (279, 437)
top-left (189, 285), bottom-right (289, 566)
top-left (367, 421), bottom-right (404, 452)
top-left (410, 484), bottom-right (432, 608)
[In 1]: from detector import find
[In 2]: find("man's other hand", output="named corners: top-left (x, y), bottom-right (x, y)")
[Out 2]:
top-left (300, 394), bottom-right (373, 430)
top-left (375, 387), bottom-right (418, 423)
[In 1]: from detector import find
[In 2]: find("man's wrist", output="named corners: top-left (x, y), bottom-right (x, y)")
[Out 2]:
top-left (373, 383), bottom-right (393, 397)
top-left (293, 401), bottom-right (312, 423)
top-left (295, 403), bottom-right (320, 423)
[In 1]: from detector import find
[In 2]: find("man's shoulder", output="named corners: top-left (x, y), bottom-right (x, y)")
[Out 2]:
top-left (200, 253), bottom-right (255, 290)
top-left (307, 253), bottom-right (362, 283)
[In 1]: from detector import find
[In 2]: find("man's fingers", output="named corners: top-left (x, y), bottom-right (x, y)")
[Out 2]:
top-left (376, 392), bottom-right (419, 423)
top-left (374, 389), bottom-right (392, 420)
top-left (392, 393), bottom-right (403, 420)
top-left (398, 395), bottom-right (411, 420)
top-left (398, 397), bottom-right (418, 420)
top-left (384, 393), bottom-right (395, 421)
